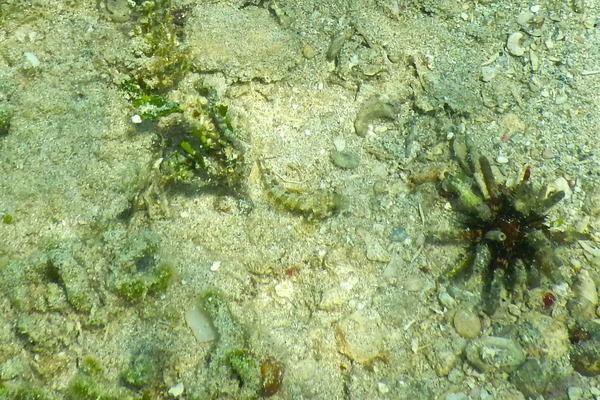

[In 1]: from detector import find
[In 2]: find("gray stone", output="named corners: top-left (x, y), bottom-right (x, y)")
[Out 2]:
top-left (331, 150), bottom-right (360, 169)
top-left (465, 336), bottom-right (525, 372)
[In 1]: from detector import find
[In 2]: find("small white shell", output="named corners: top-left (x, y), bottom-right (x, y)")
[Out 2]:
top-left (507, 32), bottom-right (526, 56)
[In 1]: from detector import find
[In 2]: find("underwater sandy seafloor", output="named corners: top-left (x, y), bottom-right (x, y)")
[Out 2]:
top-left (1, 0), bottom-right (600, 399)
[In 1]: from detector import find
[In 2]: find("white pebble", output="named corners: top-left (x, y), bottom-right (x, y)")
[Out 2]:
top-left (185, 306), bottom-right (217, 342)
top-left (275, 280), bottom-right (294, 299)
top-left (496, 155), bottom-right (509, 164)
top-left (378, 382), bottom-right (390, 394)
top-left (209, 261), bottom-right (221, 271)
top-left (168, 382), bottom-right (185, 397)
top-left (548, 177), bottom-right (572, 199)
top-left (24, 52), bottom-right (41, 67)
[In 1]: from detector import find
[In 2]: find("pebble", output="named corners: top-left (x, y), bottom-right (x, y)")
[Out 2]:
top-left (302, 44), bottom-right (316, 59)
top-left (500, 113), bottom-right (526, 137)
top-left (453, 306), bottom-right (482, 338)
top-left (336, 310), bottom-right (384, 364)
top-left (358, 228), bottom-right (391, 262)
top-left (438, 291), bottom-right (457, 308)
top-left (510, 359), bottom-right (553, 398)
top-left (495, 155), bottom-right (509, 164)
top-left (377, 382), bottom-right (389, 394)
top-left (516, 11), bottom-right (534, 26)
top-left (425, 337), bottom-right (466, 376)
top-left (185, 305), bottom-right (217, 343)
top-left (507, 32), bottom-right (526, 56)
top-left (404, 275), bottom-right (426, 292)
top-left (530, 49), bottom-right (540, 71)
top-left (465, 336), bottom-right (525, 372)
top-left (274, 280), bottom-right (294, 299)
top-left (570, 320), bottom-right (600, 376)
top-left (354, 96), bottom-right (395, 137)
top-left (481, 66), bottom-right (498, 82)
top-left (571, 339), bottom-right (600, 376)
top-left (331, 150), bottom-right (360, 169)
top-left (168, 382), bottom-right (185, 397)
top-left (332, 136), bottom-right (346, 152)
top-left (567, 386), bottom-right (584, 400)
top-left (389, 226), bottom-right (408, 242)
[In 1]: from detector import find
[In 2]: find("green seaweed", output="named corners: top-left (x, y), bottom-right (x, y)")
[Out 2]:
top-left (199, 289), bottom-right (282, 399)
top-left (122, 351), bottom-right (159, 389)
top-left (0, 382), bottom-right (53, 400)
top-left (159, 85), bottom-right (249, 194)
top-left (128, 0), bottom-right (189, 91)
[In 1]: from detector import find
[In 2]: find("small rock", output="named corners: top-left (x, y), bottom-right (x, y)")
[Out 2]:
top-left (404, 275), bottom-right (426, 292)
top-left (567, 386), bottom-right (584, 400)
top-left (567, 296), bottom-right (596, 320)
top-left (570, 320), bottom-right (600, 376)
top-left (377, 382), bottom-right (389, 394)
top-left (481, 66), bottom-right (498, 82)
top-left (332, 136), bottom-right (346, 152)
top-left (425, 337), bottom-right (467, 376)
top-left (336, 310), bottom-right (384, 365)
top-left (500, 113), bottom-right (526, 137)
top-left (516, 11), bottom-right (534, 25)
top-left (389, 226), bottom-right (408, 242)
top-left (302, 44), bottom-right (316, 59)
top-left (465, 336), bottom-right (526, 372)
top-left (185, 306), bottom-right (217, 343)
top-left (274, 280), bottom-right (295, 299)
top-left (453, 306), bottom-right (482, 339)
top-left (438, 291), bottom-right (457, 308)
top-left (331, 150), bottom-right (360, 169)
top-left (571, 340), bottom-right (600, 376)
top-left (168, 382), bottom-right (185, 397)
top-left (358, 228), bottom-right (391, 262)
top-left (496, 155), bottom-right (509, 164)
top-left (354, 96), bottom-right (396, 137)
top-left (510, 359), bottom-right (553, 398)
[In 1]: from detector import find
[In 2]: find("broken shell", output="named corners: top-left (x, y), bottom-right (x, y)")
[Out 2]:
top-left (507, 32), bottom-right (526, 56)
top-left (530, 49), bottom-right (540, 71)
top-left (574, 269), bottom-right (598, 306)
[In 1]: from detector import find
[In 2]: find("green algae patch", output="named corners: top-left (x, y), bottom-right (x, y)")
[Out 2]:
top-left (198, 289), bottom-right (283, 399)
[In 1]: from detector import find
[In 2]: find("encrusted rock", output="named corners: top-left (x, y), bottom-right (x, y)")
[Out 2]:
top-left (335, 310), bottom-right (384, 365)
top-left (425, 337), bottom-right (467, 376)
top-left (510, 359), bottom-right (554, 398)
top-left (518, 312), bottom-right (569, 360)
top-left (465, 336), bottom-right (525, 372)
top-left (570, 320), bottom-right (600, 376)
